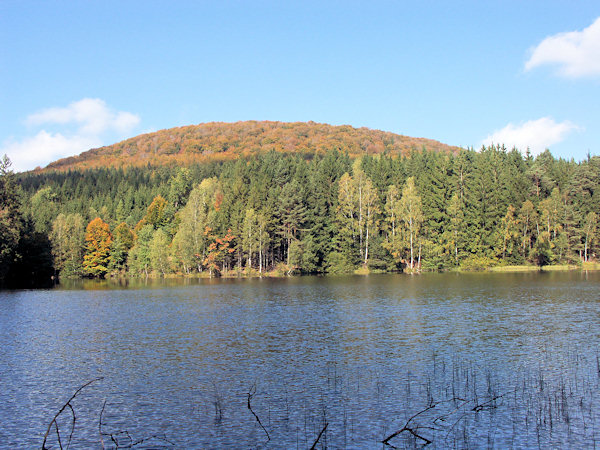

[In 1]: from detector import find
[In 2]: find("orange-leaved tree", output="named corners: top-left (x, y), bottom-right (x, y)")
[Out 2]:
top-left (83, 217), bottom-right (113, 277)
top-left (202, 227), bottom-right (235, 277)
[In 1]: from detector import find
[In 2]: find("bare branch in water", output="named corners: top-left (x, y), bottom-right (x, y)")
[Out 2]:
top-left (382, 402), bottom-right (437, 447)
top-left (247, 382), bottom-right (270, 442)
top-left (42, 377), bottom-right (104, 450)
top-left (310, 422), bottom-right (328, 450)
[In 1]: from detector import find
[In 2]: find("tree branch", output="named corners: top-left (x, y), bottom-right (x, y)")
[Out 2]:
top-left (42, 377), bottom-right (104, 450)
top-left (247, 382), bottom-right (270, 442)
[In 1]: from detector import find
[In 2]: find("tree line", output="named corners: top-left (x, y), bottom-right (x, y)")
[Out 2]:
top-left (1, 146), bottom-right (599, 286)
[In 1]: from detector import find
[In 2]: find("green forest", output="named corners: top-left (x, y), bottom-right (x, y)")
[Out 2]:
top-left (1, 145), bottom-right (599, 288)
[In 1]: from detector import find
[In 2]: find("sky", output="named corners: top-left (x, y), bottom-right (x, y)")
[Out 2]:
top-left (1, 1), bottom-right (599, 172)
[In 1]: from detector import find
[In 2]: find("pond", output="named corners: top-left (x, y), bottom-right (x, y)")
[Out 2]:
top-left (1, 271), bottom-right (599, 448)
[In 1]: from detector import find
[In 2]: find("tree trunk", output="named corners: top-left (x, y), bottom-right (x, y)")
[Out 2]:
top-left (409, 220), bottom-right (414, 270)
top-left (364, 224), bottom-right (369, 266)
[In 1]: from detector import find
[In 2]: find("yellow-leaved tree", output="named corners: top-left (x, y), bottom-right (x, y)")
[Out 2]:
top-left (83, 217), bottom-right (112, 278)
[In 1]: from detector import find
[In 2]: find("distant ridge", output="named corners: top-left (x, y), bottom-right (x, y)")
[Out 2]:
top-left (43, 120), bottom-right (463, 171)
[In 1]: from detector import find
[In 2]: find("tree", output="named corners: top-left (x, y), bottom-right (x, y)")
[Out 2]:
top-left (384, 185), bottom-right (400, 241)
top-left (168, 167), bottom-right (192, 209)
top-left (203, 228), bottom-right (236, 277)
top-left (277, 181), bottom-right (307, 266)
top-left (336, 172), bottom-right (358, 265)
top-left (50, 213), bottom-right (85, 278)
top-left (135, 195), bottom-right (169, 231)
top-left (533, 231), bottom-right (553, 267)
top-left (446, 192), bottom-right (465, 266)
top-left (30, 187), bottom-right (59, 234)
top-left (242, 208), bottom-right (259, 270)
top-left (383, 184), bottom-right (404, 268)
top-left (334, 161), bottom-right (379, 267)
top-left (171, 178), bottom-right (220, 273)
top-left (399, 177), bottom-right (423, 270)
top-left (149, 229), bottom-right (171, 276)
top-left (360, 175), bottom-right (379, 266)
top-left (518, 200), bottom-right (536, 260)
top-left (82, 217), bottom-right (113, 277)
top-left (128, 224), bottom-right (154, 277)
top-left (258, 211), bottom-right (271, 273)
top-left (109, 222), bottom-right (134, 273)
top-left (0, 155), bottom-right (22, 284)
top-left (583, 211), bottom-right (597, 261)
top-left (501, 205), bottom-right (520, 261)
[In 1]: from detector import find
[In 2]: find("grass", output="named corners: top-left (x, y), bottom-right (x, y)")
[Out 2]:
top-left (490, 264), bottom-right (581, 273)
top-left (582, 261), bottom-right (600, 270)
top-left (490, 265), bottom-right (540, 272)
top-left (541, 264), bottom-right (579, 271)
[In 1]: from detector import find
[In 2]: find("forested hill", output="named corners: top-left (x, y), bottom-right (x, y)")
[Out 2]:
top-left (43, 121), bottom-right (462, 171)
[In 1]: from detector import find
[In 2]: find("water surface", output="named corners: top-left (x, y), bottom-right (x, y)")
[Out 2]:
top-left (1, 271), bottom-right (599, 448)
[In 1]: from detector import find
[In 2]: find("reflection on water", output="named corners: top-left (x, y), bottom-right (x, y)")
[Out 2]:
top-left (0, 272), bottom-right (599, 447)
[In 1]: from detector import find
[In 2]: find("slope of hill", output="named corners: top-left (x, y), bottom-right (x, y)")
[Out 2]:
top-left (44, 121), bottom-right (462, 171)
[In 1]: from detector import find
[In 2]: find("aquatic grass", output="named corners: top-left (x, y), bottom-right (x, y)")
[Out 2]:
top-left (41, 353), bottom-right (600, 448)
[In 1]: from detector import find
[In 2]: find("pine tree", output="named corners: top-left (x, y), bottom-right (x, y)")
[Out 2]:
top-left (0, 156), bottom-right (22, 284)
top-left (277, 180), bottom-right (307, 266)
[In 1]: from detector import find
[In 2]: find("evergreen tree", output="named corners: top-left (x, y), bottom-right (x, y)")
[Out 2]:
top-left (277, 180), bottom-right (307, 266)
top-left (109, 222), bottom-right (135, 274)
top-left (0, 156), bottom-right (22, 284)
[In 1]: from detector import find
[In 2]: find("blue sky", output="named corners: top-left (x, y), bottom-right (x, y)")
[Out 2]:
top-left (1, 1), bottom-right (599, 171)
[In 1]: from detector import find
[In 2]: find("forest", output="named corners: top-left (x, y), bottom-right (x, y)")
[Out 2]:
top-left (1, 144), bottom-right (599, 287)
top-left (44, 120), bottom-right (461, 171)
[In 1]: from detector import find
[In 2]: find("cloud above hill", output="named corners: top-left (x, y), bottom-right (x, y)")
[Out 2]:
top-left (1, 98), bottom-right (140, 172)
top-left (482, 117), bottom-right (580, 155)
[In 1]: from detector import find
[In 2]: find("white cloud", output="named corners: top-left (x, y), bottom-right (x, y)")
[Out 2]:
top-left (525, 17), bottom-right (600, 77)
top-left (26, 98), bottom-right (141, 135)
top-left (2, 131), bottom-right (101, 172)
top-left (482, 117), bottom-right (580, 156)
top-left (1, 98), bottom-right (140, 172)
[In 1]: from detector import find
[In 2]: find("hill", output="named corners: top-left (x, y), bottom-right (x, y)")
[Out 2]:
top-left (43, 121), bottom-right (462, 171)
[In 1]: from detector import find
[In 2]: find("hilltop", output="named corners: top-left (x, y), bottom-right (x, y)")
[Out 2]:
top-left (43, 121), bottom-right (462, 171)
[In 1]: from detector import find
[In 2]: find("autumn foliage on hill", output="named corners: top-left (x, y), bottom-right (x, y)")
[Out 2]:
top-left (43, 121), bottom-right (462, 171)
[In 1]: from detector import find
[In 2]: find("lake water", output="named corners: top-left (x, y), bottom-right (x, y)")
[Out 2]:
top-left (1, 271), bottom-right (599, 448)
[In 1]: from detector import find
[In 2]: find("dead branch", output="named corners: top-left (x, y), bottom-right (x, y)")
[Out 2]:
top-left (99, 399), bottom-right (107, 450)
top-left (310, 422), bottom-right (328, 450)
top-left (472, 391), bottom-right (510, 412)
top-left (42, 377), bottom-right (104, 450)
top-left (99, 401), bottom-right (174, 448)
top-left (247, 382), bottom-right (270, 442)
top-left (382, 402), bottom-right (437, 447)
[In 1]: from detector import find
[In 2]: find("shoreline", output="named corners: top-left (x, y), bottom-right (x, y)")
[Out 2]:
top-left (98, 261), bottom-right (600, 282)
